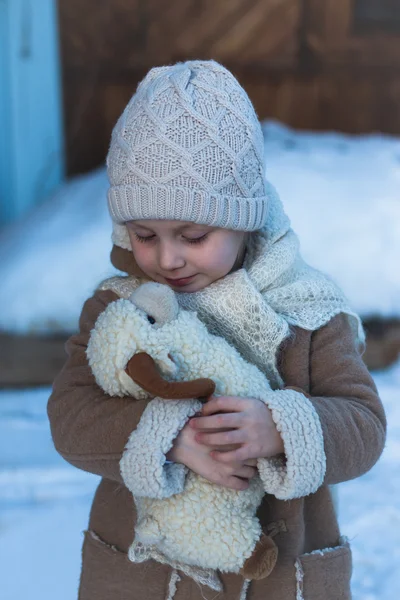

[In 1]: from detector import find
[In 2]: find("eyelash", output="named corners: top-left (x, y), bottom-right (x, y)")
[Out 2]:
top-left (132, 233), bottom-right (209, 245)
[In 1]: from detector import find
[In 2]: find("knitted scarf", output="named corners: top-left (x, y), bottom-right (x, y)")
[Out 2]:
top-left (174, 184), bottom-right (364, 389)
top-left (103, 183), bottom-right (363, 391)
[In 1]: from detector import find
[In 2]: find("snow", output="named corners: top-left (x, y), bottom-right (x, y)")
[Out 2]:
top-left (263, 122), bottom-right (400, 318)
top-left (1, 122), bottom-right (400, 334)
top-left (0, 387), bottom-right (99, 600)
top-left (0, 168), bottom-right (117, 334)
top-left (1, 362), bottom-right (399, 599)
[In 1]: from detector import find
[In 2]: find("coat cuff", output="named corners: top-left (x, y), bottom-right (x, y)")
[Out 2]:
top-left (257, 389), bottom-right (326, 499)
top-left (120, 397), bottom-right (202, 499)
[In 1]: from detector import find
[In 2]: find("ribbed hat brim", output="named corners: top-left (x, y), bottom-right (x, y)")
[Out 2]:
top-left (108, 183), bottom-right (271, 232)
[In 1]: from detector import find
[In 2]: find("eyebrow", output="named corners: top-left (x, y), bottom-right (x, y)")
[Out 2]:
top-left (131, 222), bottom-right (209, 233)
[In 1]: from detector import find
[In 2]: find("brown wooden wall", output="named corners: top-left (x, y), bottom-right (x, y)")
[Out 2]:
top-left (57, 0), bottom-right (400, 176)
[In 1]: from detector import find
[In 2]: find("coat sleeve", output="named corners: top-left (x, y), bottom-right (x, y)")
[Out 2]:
top-left (307, 312), bottom-right (387, 485)
top-left (47, 289), bottom-right (152, 484)
top-left (257, 313), bottom-right (387, 499)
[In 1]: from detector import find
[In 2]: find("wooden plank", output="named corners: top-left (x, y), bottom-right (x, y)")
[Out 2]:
top-left (236, 0), bottom-right (300, 64)
top-left (0, 333), bottom-right (69, 388)
top-left (166, 0), bottom-right (249, 57)
top-left (304, 0), bottom-right (352, 48)
top-left (313, 34), bottom-right (400, 67)
top-left (59, 0), bottom-right (300, 69)
top-left (209, 0), bottom-right (298, 59)
top-left (363, 318), bottom-right (400, 371)
top-left (58, 0), bottom-right (143, 69)
top-left (62, 78), bottom-right (105, 175)
top-left (304, 0), bottom-right (400, 66)
top-left (239, 69), bottom-right (400, 134)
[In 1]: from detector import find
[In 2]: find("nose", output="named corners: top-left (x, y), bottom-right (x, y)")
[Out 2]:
top-left (158, 240), bottom-right (186, 272)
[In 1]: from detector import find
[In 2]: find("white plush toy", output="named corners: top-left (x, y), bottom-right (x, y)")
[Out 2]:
top-left (87, 281), bottom-right (280, 581)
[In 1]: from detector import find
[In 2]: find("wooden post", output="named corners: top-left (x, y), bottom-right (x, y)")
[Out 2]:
top-left (0, 0), bottom-right (64, 227)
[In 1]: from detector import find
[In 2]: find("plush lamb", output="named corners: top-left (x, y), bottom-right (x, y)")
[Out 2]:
top-left (87, 281), bottom-right (281, 580)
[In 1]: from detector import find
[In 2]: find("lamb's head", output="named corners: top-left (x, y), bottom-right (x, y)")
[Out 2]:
top-left (87, 282), bottom-right (215, 400)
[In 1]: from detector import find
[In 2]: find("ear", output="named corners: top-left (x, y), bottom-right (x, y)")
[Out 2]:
top-left (126, 353), bottom-right (216, 399)
top-left (86, 298), bottom-right (140, 397)
top-left (110, 245), bottom-right (149, 278)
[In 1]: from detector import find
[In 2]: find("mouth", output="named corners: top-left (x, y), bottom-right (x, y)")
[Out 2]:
top-left (164, 275), bottom-right (196, 286)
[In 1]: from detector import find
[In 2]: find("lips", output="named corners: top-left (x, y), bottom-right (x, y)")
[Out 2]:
top-left (164, 275), bottom-right (196, 286)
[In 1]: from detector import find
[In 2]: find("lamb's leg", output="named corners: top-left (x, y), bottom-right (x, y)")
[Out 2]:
top-left (135, 515), bottom-right (163, 546)
top-left (239, 533), bottom-right (278, 580)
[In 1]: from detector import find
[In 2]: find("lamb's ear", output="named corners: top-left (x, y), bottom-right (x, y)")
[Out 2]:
top-left (126, 353), bottom-right (216, 399)
top-left (87, 299), bottom-right (140, 397)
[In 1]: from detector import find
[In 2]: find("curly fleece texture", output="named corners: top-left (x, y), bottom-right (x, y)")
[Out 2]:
top-left (120, 397), bottom-right (202, 499)
top-left (87, 292), bottom-right (327, 572)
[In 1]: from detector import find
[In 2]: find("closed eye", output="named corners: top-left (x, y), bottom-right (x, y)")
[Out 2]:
top-left (132, 233), bottom-right (208, 245)
top-left (185, 234), bottom-right (208, 245)
top-left (132, 233), bottom-right (155, 243)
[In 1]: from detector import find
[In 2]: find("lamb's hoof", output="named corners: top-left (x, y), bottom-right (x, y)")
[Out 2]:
top-left (135, 516), bottom-right (162, 546)
top-left (239, 533), bottom-right (278, 580)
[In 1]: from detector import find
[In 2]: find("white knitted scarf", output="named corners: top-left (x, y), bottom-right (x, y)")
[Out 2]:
top-left (175, 185), bottom-right (364, 389)
top-left (104, 184), bottom-right (364, 391)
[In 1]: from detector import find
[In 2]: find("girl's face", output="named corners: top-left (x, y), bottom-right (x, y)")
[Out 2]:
top-left (126, 219), bottom-right (248, 292)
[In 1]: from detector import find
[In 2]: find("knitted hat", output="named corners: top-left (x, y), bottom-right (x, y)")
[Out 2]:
top-left (107, 60), bottom-right (272, 250)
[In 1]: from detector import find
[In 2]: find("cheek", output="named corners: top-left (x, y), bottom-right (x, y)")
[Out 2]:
top-left (130, 244), bottom-right (153, 270)
top-left (204, 239), bottom-right (240, 270)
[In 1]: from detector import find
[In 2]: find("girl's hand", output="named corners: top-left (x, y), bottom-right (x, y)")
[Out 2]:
top-left (189, 395), bottom-right (285, 464)
top-left (166, 418), bottom-right (258, 491)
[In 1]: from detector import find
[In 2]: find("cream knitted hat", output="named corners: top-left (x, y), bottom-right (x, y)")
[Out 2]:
top-left (107, 60), bottom-right (272, 250)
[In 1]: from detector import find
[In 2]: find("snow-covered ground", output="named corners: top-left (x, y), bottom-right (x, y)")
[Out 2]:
top-left (1, 121), bottom-right (400, 334)
top-left (1, 361), bottom-right (399, 600)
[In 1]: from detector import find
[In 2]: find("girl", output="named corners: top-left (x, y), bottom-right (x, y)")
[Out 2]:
top-left (48, 60), bottom-right (386, 600)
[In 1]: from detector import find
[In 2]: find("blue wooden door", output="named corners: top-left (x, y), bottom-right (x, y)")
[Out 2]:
top-left (0, 0), bottom-right (64, 226)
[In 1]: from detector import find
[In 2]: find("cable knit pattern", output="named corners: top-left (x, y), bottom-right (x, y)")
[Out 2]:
top-left (106, 60), bottom-right (272, 251)
top-left (120, 397), bottom-right (202, 499)
top-left (256, 389), bottom-right (326, 499)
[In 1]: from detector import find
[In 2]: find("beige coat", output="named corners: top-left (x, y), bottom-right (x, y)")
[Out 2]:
top-left (47, 249), bottom-right (386, 600)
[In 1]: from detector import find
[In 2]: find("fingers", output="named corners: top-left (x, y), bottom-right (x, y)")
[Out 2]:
top-left (212, 443), bottom-right (242, 452)
top-left (244, 458), bottom-right (257, 467)
top-left (190, 412), bottom-right (243, 430)
top-left (224, 476), bottom-right (250, 491)
top-left (211, 447), bottom-right (253, 463)
top-left (195, 429), bottom-right (245, 447)
top-left (220, 465), bottom-right (257, 491)
top-left (202, 396), bottom-right (246, 416)
top-left (234, 465), bottom-right (258, 480)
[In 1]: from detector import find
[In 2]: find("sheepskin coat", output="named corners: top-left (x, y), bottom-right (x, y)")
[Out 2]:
top-left (47, 251), bottom-right (386, 600)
